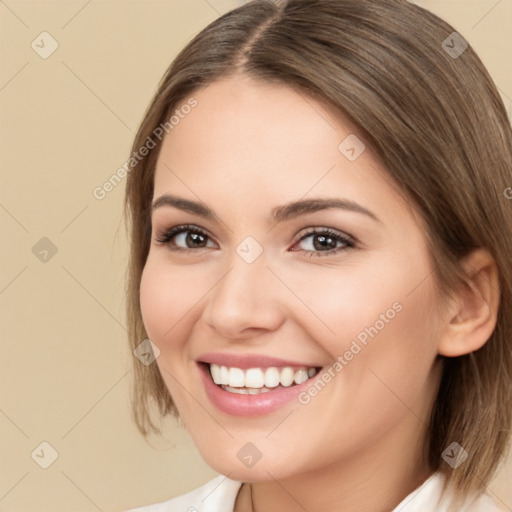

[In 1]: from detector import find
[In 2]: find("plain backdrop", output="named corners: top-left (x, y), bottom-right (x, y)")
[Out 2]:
top-left (1, 1), bottom-right (511, 511)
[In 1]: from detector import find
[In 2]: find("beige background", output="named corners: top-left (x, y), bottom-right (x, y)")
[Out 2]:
top-left (0, 0), bottom-right (511, 511)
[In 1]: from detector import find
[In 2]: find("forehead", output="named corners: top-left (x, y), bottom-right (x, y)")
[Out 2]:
top-left (153, 75), bottom-right (415, 227)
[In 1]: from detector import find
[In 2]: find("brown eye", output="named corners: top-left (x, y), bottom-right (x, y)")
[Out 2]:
top-left (155, 225), bottom-right (216, 251)
top-left (293, 228), bottom-right (355, 257)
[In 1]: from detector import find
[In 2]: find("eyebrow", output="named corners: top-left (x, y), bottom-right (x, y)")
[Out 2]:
top-left (151, 194), bottom-right (381, 224)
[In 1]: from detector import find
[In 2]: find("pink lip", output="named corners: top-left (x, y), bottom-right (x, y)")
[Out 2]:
top-left (197, 362), bottom-right (321, 417)
top-left (197, 352), bottom-right (320, 370)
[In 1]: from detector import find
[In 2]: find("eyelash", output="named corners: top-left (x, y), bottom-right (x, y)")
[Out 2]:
top-left (154, 224), bottom-right (356, 257)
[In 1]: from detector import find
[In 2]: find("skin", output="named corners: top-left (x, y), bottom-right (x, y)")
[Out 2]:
top-left (139, 74), bottom-right (499, 512)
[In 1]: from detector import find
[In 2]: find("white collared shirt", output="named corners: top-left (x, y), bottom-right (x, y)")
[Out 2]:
top-left (126, 472), bottom-right (504, 511)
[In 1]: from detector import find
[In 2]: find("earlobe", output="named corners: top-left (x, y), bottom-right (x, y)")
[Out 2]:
top-left (438, 249), bottom-right (500, 357)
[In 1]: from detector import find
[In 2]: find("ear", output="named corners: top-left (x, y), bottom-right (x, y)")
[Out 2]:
top-left (438, 248), bottom-right (500, 357)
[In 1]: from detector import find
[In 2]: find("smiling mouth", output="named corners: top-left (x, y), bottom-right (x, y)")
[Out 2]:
top-left (204, 362), bottom-right (322, 395)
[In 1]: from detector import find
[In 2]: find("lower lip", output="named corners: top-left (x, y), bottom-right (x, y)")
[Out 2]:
top-left (198, 363), bottom-right (318, 417)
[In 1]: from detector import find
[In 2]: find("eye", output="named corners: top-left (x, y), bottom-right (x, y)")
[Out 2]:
top-left (154, 224), bottom-right (355, 257)
top-left (154, 224), bottom-right (216, 252)
top-left (291, 227), bottom-right (355, 257)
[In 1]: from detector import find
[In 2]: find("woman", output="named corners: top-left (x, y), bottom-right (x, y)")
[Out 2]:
top-left (124, 0), bottom-right (512, 510)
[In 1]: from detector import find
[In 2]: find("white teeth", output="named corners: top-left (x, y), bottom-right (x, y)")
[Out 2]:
top-left (228, 367), bottom-right (245, 387)
top-left (209, 363), bottom-right (319, 389)
top-left (245, 368), bottom-right (265, 388)
top-left (219, 365), bottom-right (229, 385)
top-left (264, 367), bottom-right (281, 388)
top-left (280, 367), bottom-right (295, 387)
top-left (210, 363), bottom-right (220, 383)
top-left (222, 385), bottom-right (273, 394)
top-left (294, 369), bottom-right (309, 385)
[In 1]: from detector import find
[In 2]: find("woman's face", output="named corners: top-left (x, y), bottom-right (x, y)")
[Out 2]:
top-left (140, 74), bottom-right (445, 481)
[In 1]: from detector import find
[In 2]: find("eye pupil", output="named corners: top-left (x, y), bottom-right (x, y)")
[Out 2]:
top-left (314, 235), bottom-right (337, 251)
top-left (188, 232), bottom-right (206, 247)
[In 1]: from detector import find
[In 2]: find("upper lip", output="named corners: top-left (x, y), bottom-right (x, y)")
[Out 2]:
top-left (197, 352), bottom-right (322, 369)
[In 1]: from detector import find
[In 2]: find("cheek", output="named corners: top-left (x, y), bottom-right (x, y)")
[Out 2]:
top-left (293, 246), bottom-right (439, 352)
top-left (291, 283), bottom-right (441, 464)
top-left (139, 258), bottom-right (199, 344)
top-left (139, 263), bottom-right (169, 342)
top-left (275, 258), bottom-right (422, 354)
top-left (322, 273), bottom-right (441, 419)
top-left (139, 261), bottom-right (200, 407)
top-left (284, 253), bottom-right (442, 409)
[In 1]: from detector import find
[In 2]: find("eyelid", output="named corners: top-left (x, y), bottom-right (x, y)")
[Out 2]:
top-left (295, 226), bottom-right (356, 244)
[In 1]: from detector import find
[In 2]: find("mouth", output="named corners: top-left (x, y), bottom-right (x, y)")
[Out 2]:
top-left (205, 362), bottom-right (322, 395)
top-left (196, 355), bottom-right (324, 416)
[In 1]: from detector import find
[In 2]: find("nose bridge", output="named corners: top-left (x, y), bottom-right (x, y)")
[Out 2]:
top-left (203, 239), bottom-right (284, 337)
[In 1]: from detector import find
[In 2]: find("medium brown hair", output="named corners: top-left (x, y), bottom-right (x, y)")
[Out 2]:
top-left (124, 0), bottom-right (512, 502)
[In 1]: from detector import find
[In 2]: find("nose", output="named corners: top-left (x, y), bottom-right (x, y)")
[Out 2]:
top-left (201, 249), bottom-right (286, 341)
